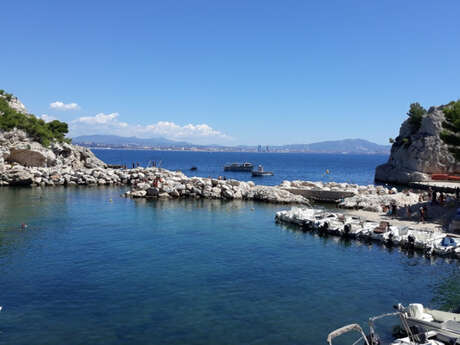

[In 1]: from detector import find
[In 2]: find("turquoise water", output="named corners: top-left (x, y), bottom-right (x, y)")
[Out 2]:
top-left (1, 187), bottom-right (459, 345)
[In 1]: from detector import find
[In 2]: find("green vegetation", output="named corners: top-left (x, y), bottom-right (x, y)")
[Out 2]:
top-left (440, 99), bottom-right (460, 161)
top-left (407, 102), bottom-right (426, 132)
top-left (0, 89), bottom-right (13, 101)
top-left (0, 93), bottom-right (70, 147)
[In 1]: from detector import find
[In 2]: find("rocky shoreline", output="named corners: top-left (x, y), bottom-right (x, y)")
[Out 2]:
top-left (0, 155), bottom-right (430, 210)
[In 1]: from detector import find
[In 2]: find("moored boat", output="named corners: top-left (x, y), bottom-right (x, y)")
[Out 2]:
top-left (327, 306), bottom-right (455, 345)
top-left (397, 303), bottom-right (460, 341)
top-left (224, 162), bottom-right (254, 172)
top-left (251, 165), bottom-right (274, 177)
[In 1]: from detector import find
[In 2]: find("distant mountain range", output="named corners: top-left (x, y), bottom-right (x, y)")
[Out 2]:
top-left (278, 139), bottom-right (390, 154)
top-left (72, 135), bottom-right (390, 154)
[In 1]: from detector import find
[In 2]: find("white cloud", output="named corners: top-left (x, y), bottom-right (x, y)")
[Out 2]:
top-left (39, 114), bottom-right (57, 122)
top-left (70, 112), bottom-right (232, 144)
top-left (74, 112), bottom-right (123, 125)
top-left (50, 101), bottom-right (80, 110)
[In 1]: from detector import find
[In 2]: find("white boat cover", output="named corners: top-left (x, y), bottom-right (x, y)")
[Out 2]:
top-left (408, 304), bottom-right (434, 322)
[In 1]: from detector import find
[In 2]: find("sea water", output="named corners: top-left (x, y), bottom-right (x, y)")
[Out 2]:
top-left (1, 187), bottom-right (459, 345)
top-left (93, 150), bottom-right (389, 186)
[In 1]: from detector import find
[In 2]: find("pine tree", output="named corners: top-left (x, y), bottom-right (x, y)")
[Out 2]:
top-left (440, 100), bottom-right (460, 161)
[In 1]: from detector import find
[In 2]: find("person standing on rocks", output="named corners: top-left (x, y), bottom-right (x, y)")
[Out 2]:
top-left (419, 207), bottom-right (425, 223)
top-left (432, 190), bottom-right (437, 205)
top-left (391, 203), bottom-right (398, 218)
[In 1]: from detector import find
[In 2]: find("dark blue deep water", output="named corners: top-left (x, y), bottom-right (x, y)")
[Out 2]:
top-left (93, 150), bottom-right (389, 186)
top-left (1, 187), bottom-right (460, 345)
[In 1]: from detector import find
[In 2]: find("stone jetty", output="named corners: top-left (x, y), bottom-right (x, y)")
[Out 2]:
top-left (278, 180), bottom-right (422, 212)
top-left (124, 169), bottom-right (309, 204)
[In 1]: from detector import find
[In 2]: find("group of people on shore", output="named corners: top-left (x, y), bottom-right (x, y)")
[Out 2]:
top-left (386, 186), bottom-right (460, 223)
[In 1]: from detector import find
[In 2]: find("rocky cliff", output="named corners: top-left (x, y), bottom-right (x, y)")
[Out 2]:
top-left (0, 93), bottom-right (106, 173)
top-left (375, 105), bottom-right (459, 184)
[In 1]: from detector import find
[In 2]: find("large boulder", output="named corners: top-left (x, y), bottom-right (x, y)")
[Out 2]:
top-left (8, 142), bottom-right (56, 167)
top-left (375, 106), bottom-right (460, 183)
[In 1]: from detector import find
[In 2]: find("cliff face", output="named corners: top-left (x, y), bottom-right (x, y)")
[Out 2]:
top-left (375, 106), bottom-right (459, 184)
top-left (0, 94), bottom-right (106, 171)
top-left (0, 129), bottom-right (106, 170)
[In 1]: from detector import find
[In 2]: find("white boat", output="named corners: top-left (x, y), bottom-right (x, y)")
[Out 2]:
top-left (342, 216), bottom-right (365, 238)
top-left (386, 226), bottom-right (410, 246)
top-left (315, 213), bottom-right (339, 233)
top-left (429, 236), bottom-right (460, 256)
top-left (274, 207), bottom-right (322, 229)
top-left (390, 333), bottom-right (446, 345)
top-left (325, 215), bottom-right (345, 235)
top-left (397, 303), bottom-right (460, 340)
top-left (358, 220), bottom-right (380, 240)
top-left (327, 320), bottom-right (447, 345)
top-left (369, 221), bottom-right (391, 242)
top-left (455, 247), bottom-right (460, 259)
top-left (251, 165), bottom-right (274, 177)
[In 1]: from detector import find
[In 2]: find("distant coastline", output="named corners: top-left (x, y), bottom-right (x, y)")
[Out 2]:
top-left (86, 145), bottom-right (390, 155)
top-left (74, 136), bottom-right (390, 155)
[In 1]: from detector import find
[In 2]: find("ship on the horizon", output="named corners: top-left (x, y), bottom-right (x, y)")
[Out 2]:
top-left (224, 162), bottom-right (254, 172)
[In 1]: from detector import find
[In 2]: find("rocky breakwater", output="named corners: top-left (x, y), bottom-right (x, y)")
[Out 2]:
top-left (375, 104), bottom-right (459, 184)
top-left (125, 169), bottom-right (309, 204)
top-left (278, 180), bottom-right (421, 212)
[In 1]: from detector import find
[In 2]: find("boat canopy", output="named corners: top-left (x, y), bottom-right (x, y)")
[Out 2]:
top-left (327, 323), bottom-right (370, 345)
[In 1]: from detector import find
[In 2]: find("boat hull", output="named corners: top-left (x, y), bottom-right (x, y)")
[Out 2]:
top-left (252, 171), bottom-right (274, 176)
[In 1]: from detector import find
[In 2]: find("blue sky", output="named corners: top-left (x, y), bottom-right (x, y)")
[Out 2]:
top-left (1, 0), bottom-right (459, 145)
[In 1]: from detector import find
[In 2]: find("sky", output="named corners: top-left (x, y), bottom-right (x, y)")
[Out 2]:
top-left (1, 0), bottom-right (459, 146)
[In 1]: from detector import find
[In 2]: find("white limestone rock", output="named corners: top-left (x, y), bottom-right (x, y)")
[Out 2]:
top-left (375, 106), bottom-right (460, 183)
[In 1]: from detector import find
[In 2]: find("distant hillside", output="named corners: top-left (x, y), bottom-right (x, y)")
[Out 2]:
top-left (278, 139), bottom-right (390, 154)
top-left (72, 135), bottom-right (191, 147)
top-left (72, 135), bottom-right (390, 154)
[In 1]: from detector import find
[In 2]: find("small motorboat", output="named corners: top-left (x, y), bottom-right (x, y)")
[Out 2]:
top-left (327, 307), bottom-right (453, 345)
top-left (190, 166), bottom-right (198, 171)
top-left (251, 165), bottom-right (274, 177)
top-left (429, 236), bottom-right (460, 256)
top-left (369, 221), bottom-right (391, 241)
top-left (397, 303), bottom-right (460, 340)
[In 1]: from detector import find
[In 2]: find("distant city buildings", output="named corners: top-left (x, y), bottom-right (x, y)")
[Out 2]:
top-left (257, 145), bottom-right (270, 153)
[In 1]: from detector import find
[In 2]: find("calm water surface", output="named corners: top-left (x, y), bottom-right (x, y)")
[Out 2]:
top-left (1, 187), bottom-right (460, 344)
top-left (93, 150), bottom-right (388, 186)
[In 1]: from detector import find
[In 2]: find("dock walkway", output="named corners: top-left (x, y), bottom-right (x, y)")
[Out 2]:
top-left (284, 188), bottom-right (355, 204)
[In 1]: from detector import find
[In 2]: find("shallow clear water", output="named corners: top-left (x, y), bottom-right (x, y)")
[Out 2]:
top-left (1, 187), bottom-right (459, 345)
top-left (93, 150), bottom-right (388, 186)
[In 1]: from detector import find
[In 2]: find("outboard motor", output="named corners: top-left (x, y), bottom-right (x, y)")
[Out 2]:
top-left (387, 232), bottom-right (394, 246)
top-left (344, 223), bottom-right (351, 236)
top-left (319, 222), bottom-right (329, 235)
top-left (407, 234), bottom-right (415, 249)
